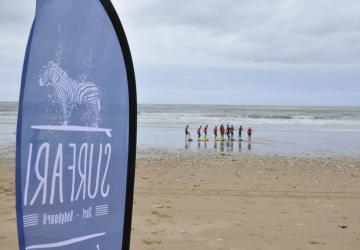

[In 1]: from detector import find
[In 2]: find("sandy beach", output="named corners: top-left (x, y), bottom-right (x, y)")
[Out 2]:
top-left (1, 148), bottom-right (360, 249)
top-left (0, 151), bottom-right (17, 249)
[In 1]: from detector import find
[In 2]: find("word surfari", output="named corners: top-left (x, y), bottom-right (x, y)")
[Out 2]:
top-left (23, 142), bottom-right (112, 206)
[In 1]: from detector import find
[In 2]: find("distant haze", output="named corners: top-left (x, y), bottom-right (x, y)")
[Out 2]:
top-left (0, 0), bottom-right (359, 106)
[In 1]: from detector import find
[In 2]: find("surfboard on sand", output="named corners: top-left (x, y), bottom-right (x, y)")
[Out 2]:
top-left (197, 138), bottom-right (209, 142)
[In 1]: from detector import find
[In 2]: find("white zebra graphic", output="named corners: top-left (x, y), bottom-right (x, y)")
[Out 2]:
top-left (39, 61), bottom-right (101, 127)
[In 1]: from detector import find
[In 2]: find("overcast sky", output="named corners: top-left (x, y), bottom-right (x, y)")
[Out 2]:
top-left (1, 0), bottom-right (360, 105)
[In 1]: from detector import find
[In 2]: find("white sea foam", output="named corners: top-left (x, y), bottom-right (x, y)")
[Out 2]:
top-left (138, 105), bottom-right (360, 131)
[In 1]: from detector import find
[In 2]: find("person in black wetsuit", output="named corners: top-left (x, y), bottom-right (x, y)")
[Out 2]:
top-left (185, 125), bottom-right (190, 140)
top-left (197, 126), bottom-right (202, 140)
top-left (226, 124), bottom-right (230, 140)
top-left (239, 125), bottom-right (243, 139)
top-left (204, 125), bottom-right (208, 139)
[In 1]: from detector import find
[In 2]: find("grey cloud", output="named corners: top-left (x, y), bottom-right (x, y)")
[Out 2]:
top-left (0, 0), bottom-right (359, 104)
top-left (0, 0), bottom-right (34, 30)
top-left (115, 0), bottom-right (360, 66)
top-left (0, 0), bottom-right (34, 93)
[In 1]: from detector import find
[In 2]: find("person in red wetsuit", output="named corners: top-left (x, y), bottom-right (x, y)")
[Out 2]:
top-left (204, 125), bottom-right (208, 139)
top-left (220, 124), bottom-right (225, 140)
top-left (247, 127), bottom-right (253, 140)
top-left (230, 125), bottom-right (235, 140)
top-left (213, 126), bottom-right (218, 140)
top-left (185, 125), bottom-right (190, 140)
top-left (197, 126), bottom-right (202, 139)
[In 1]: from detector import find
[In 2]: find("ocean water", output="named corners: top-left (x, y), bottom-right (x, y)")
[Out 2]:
top-left (137, 104), bottom-right (360, 157)
top-left (0, 102), bottom-right (18, 153)
top-left (1, 102), bottom-right (360, 157)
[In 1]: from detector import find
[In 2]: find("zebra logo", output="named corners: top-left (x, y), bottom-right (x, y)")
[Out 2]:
top-left (39, 61), bottom-right (101, 128)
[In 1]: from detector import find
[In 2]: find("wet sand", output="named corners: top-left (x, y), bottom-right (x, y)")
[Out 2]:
top-left (1, 149), bottom-right (360, 249)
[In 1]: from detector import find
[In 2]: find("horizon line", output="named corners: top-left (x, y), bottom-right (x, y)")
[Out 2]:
top-left (1, 100), bottom-right (359, 108)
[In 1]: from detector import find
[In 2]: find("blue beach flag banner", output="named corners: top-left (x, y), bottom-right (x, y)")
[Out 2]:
top-left (16, 0), bottom-right (137, 249)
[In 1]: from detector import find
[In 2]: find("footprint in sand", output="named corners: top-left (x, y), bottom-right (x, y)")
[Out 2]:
top-left (309, 241), bottom-right (326, 245)
top-left (151, 211), bottom-right (172, 219)
top-left (143, 239), bottom-right (162, 245)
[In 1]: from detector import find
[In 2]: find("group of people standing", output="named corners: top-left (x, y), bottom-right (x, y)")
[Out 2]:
top-left (185, 124), bottom-right (253, 141)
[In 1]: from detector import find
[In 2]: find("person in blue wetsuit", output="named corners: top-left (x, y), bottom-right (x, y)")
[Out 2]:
top-left (226, 125), bottom-right (230, 140)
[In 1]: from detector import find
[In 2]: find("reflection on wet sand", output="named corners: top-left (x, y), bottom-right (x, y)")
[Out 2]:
top-left (220, 140), bottom-right (225, 152)
top-left (186, 139), bottom-right (253, 153)
top-left (185, 139), bottom-right (190, 149)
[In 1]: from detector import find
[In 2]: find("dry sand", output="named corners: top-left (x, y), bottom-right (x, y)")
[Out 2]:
top-left (1, 149), bottom-right (360, 249)
top-left (0, 152), bottom-right (17, 249)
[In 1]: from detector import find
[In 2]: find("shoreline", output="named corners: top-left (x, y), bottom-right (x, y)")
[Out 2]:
top-left (1, 148), bottom-right (360, 249)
